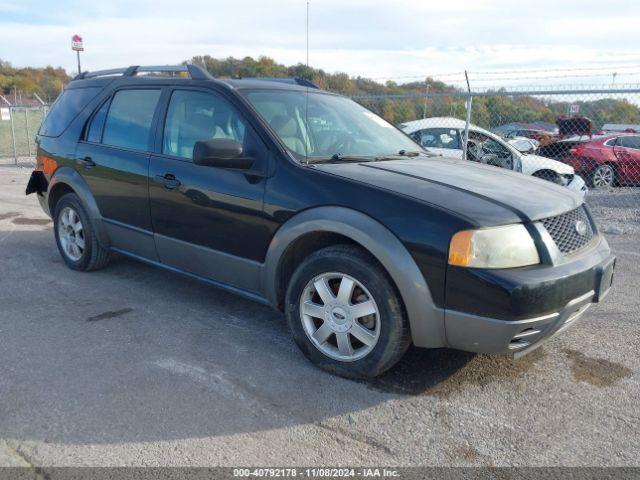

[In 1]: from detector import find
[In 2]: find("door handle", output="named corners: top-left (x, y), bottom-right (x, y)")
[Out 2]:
top-left (77, 156), bottom-right (96, 169)
top-left (155, 173), bottom-right (181, 190)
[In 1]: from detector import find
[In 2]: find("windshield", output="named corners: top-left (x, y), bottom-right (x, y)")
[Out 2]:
top-left (244, 89), bottom-right (422, 160)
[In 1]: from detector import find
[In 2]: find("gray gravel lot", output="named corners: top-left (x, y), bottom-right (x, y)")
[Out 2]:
top-left (0, 164), bottom-right (639, 467)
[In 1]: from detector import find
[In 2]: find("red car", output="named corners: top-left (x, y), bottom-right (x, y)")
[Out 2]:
top-left (562, 134), bottom-right (640, 187)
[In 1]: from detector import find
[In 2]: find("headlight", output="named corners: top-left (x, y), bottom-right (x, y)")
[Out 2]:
top-left (448, 224), bottom-right (540, 268)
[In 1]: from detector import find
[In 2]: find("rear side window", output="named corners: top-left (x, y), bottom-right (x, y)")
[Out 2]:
top-left (39, 87), bottom-right (101, 137)
top-left (86, 100), bottom-right (110, 143)
top-left (102, 89), bottom-right (161, 151)
top-left (618, 136), bottom-right (640, 149)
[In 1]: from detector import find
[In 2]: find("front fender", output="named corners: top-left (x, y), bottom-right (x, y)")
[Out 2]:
top-left (48, 166), bottom-right (110, 248)
top-left (262, 206), bottom-right (445, 348)
top-left (522, 154), bottom-right (574, 176)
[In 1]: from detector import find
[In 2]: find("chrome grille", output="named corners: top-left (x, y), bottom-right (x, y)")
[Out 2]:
top-left (541, 206), bottom-right (595, 255)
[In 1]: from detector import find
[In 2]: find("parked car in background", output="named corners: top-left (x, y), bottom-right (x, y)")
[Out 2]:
top-left (562, 134), bottom-right (640, 187)
top-left (503, 128), bottom-right (550, 143)
top-left (601, 123), bottom-right (640, 134)
top-left (538, 116), bottom-right (595, 160)
top-left (508, 137), bottom-right (540, 154)
top-left (400, 117), bottom-right (587, 197)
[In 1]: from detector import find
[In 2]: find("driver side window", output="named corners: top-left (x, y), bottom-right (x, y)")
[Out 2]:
top-left (468, 131), bottom-right (512, 169)
top-left (416, 128), bottom-right (461, 149)
top-left (163, 90), bottom-right (248, 160)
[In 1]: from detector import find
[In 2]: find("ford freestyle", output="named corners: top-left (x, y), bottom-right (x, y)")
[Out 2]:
top-left (26, 65), bottom-right (615, 378)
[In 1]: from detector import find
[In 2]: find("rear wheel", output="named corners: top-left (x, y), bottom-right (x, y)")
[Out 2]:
top-left (285, 245), bottom-right (411, 379)
top-left (590, 164), bottom-right (616, 188)
top-left (53, 193), bottom-right (110, 271)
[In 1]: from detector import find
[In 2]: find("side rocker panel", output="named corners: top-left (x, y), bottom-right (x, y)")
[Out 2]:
top-left (263, 207), bottom-right (445, 349)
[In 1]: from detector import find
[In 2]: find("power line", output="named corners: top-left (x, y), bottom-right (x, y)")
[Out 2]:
top-left (442, 71), bottom-right (640, 83)
top-left (469, 64), bottom-right (640, 75)
top-left (373, 64), bottom-right (640, 82)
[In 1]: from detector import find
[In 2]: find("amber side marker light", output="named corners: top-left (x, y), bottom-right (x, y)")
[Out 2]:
top-left (36, 154), bottom-right (58, 175)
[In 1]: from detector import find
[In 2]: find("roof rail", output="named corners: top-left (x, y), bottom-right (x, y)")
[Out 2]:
top-left (238, 77), bottom-right (319, 89)
top-left (73, 64), bottom-right (212, 81)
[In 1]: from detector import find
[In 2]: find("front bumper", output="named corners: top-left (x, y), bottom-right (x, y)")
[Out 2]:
top-left (444, 237), bottom-right (615, 356)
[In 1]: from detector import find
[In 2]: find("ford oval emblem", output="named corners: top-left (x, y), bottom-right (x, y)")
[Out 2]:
top-left (575, 220), bottom-right (588, 236)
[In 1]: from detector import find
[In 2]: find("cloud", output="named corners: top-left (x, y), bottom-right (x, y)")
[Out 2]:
top-left (1, 0), bottom-right (639, 85)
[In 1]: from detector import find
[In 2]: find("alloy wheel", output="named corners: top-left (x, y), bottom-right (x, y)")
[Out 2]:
top-left (592, 165), bottom-right (614, 188)
top-left (57, 206), bottom-right (85, 261)
top-left (299, 272), bottom-right (380, 362)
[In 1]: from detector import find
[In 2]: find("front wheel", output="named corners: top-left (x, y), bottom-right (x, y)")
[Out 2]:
top-left (285, 245), bottom-right (411, 379)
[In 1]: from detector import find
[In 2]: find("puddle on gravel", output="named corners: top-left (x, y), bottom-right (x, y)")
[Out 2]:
top-left (365, 347), bottom-right (546, 397)
top-left (564, 349), bottom-right (632, 388)
top-left (11, 217), bottom-right (52, 226)
top-left (87, 308), bottom-right (133, 322)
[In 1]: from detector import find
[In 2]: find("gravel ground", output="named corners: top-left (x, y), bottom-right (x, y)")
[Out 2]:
top-left (0, 164), bottom-right (639, 467)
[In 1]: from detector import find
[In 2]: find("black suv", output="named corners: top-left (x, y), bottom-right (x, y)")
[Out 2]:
top-left (27, 65), bottom-right (615, 378)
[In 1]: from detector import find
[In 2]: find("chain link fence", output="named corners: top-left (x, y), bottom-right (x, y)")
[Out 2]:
top-left (1, 84), bottom-right (639, 232)
top-left (353, 86), bottom-right (640, 233)
top-left (0, 105), bottom-right (48, 163)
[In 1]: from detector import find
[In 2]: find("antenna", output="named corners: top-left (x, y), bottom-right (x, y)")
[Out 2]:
top-left (306, 1), bottom-right (310, 69)
top-left (304, 1), bottom-right (310, 165)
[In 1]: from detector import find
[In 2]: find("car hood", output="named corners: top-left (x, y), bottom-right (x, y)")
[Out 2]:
top-left (313, 156), bottom-right (583, 226)
top-left (521, 154), bottom-right (574, 175)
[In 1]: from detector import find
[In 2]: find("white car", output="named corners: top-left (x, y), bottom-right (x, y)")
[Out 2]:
top-left (507, 137), bottom-right (540, 153)
top-left (400, 117), bottom-right (587, 197)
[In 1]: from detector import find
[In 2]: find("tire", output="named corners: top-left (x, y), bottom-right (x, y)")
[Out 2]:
top-left (53, 193), bottom-right (110, 271)
top-left (285, 244), bottom-right (411, 379)
top-left (589, 164), bottom-right (616, 188)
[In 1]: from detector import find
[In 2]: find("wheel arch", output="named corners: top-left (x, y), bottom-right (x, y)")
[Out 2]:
top-left (48, 166), bottom-right (110, 247)
top-left (263, 206), bottom-right (445, 348)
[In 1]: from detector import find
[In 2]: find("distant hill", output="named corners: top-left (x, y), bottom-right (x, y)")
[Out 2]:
top-left (0, 59), bottom-right (69, 104)
top-left (188, 55), bottom-right (640, 129)
top-left (3, 55), bottom-right (638, 130)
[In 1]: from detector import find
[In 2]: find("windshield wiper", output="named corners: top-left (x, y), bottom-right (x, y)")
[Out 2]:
top-left (331, 153), bottom-right (377, 162)
top-left (306, 151), bottom-right (426, 164)
top-left (373, 150), bottom-right (427, 161)
top-left (306, 154), bottom-right (375, 164)
top-left (397, 150), bottom-right (421, 157)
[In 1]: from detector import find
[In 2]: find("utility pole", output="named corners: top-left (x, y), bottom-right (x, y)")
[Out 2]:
top-left (462, 71), bottom-right (473, 162)
top-left (423, 80), bottom-right (430, 119)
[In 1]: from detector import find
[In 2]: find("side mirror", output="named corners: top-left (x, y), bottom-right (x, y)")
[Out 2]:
top-left (193, 139), bottom-right (253, 169)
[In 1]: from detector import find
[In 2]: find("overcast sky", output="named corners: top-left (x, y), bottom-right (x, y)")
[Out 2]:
top-left (1, 0), bottom-right (640, 86)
